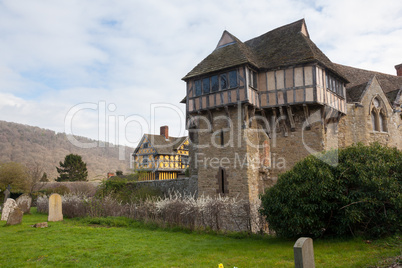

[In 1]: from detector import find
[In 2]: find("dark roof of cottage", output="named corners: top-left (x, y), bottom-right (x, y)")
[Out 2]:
top-left (385, 89), bottom-right (401, 107)
top-left (183, 19), bottom-right (346, 81)
top-left (134, 134), bottom-right (188, 155)
top-left (334, 63), bottom-right (402, 103)
top-left (346, 82), bottom-right (368, 102)
top-left (173, 136), bottom-right (188, 150)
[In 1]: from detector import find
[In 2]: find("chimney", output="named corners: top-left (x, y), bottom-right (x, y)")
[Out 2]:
top-left (395, 64), bottom-right (402, 76)
top-left (160, 126), bottom-right (169, 139)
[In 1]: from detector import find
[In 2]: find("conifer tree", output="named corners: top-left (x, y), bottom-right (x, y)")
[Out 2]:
top-left (56, 154), bottom-right (88, 182)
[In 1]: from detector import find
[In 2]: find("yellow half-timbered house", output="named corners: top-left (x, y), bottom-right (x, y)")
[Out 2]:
top-left (133, 126), bottom-right (189, 181)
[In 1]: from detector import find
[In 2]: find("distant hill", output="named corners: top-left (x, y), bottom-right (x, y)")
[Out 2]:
top-left (0, 120), bottom-right (135, 181)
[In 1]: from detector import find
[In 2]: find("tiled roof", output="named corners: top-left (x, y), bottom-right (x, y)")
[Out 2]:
top-left (183, 19), bottom-right (345, 81)
top-left (386, 89), bottom-right (402, 108)
top-left (334, 63), bottom-right (402, 104)
top-left (143, 134), bottom-right (187, 155)
top-left (183, 32), bottom-right (258, 79)
top-left (173, 136), bottom-right (188, 150)
top-left (346, 82), bottom-right (368, 103)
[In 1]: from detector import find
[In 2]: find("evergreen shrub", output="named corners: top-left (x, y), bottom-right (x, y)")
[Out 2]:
top-left (260, 143), bottom-right (402, 238)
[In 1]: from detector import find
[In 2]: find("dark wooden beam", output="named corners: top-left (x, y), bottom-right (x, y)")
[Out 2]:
top-left (303, 104), bottom-right (311, 130)
top-left (260, 109), bottom-right (271, 138)
top-left (207, 110), bottom-right (213, 133)
top-left (243, 104), bottom-right (249, 129)
top-left (278, 106), bottom-right (288, 137)
top-left (249, 106), bottom-right (256, 127)
top-left (224, 106), bottom-right (230, 128)
top-left (287, 106), bottom-right (296, 132)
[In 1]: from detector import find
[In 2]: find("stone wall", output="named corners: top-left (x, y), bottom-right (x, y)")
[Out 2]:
top-left (338, 78), bottom-right (402, 150)
top-left (135, 177), bottom-right (198, 197)
top-left (267, 105), bottom-right (326, 182)
top-left (188, 105), bottom-right (265, 232)
top-left (190, 106), bottom-right (251, 200)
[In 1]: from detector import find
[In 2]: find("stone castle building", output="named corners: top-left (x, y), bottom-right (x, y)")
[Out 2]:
top-left (182, 19), bottom-right (402, 212)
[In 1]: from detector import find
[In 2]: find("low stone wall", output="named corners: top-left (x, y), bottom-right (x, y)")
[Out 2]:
top-left (136, 176), bottom-right (198, 197)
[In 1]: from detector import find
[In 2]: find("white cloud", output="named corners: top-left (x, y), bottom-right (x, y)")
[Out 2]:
top-left (0, 0), bottom-right (401, 146)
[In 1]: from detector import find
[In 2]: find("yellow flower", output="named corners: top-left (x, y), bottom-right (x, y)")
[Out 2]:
top-left (219, 264), bottom-right (224, 268)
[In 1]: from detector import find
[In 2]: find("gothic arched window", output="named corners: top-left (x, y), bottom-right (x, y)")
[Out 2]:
top-left (370, 96), bottom-right (387, 132)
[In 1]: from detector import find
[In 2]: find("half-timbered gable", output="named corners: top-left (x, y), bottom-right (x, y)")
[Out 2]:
top-left (133, 126), bottom-right (189, 181)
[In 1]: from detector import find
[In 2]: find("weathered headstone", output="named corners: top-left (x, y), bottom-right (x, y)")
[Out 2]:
top-left (1, 198), bottom-right (18, 221)
top-left (32, 222), bottom-right (48, 228)
top-left (16, 194), bottom-right (32, 214)
top-left (3, 188), bottom-right (10, 204)
top-left (294, 237), bottom-right (315, 268)
top-left (6, 207), bottom-right (23, 225)
top-left (48, 193), bottom-right (63, 222)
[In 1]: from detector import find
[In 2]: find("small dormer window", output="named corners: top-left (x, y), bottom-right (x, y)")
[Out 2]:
top-left (143, 142), bottom-right (148, 148)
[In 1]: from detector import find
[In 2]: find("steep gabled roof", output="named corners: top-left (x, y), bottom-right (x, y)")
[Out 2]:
top-left (173, 136), bottom-right (188, 150)
top-left (346, 82), bottom-right (369, 103)
top-left (245, 19), bottom-right (340, 75)
top-left (386, 89), bottom-right (402, 108)
top-left (183, 31), bottom-right (258, 79)
top-left (334, 63), bottom-right (402, 104)
top-left (183, 19), bottom-right (346, 81)
top-left (134, 134), bottom-right (188, 155)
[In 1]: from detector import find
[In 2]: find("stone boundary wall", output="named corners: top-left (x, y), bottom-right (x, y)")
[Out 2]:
top-left (135, 177), bottom-right (198, 197)
top-left (31, 178), bottom-right (197, 198)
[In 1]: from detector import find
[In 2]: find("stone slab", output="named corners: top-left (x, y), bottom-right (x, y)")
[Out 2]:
top-left (32, 222), bottom-right (48, 228)
top-left (3, 188), bottom-right (10, 204)
top-left (294, 237), bottom-right (315, 268)
top-left (6, 207), bottom-right (23, 225)
top-left (48, 193), bottom-right (63, 222)
top-left (1, 198), bottom-right (18, 221)
top-left (16, 194), bottom-right (32, 214)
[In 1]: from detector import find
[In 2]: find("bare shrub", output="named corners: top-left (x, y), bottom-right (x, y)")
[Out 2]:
top-left (35, 192), bottom-right (266, 233)
top-left (34, 182), bottom-right (98, 197)
top-left (36, 195), bottom-right (49, 214)
top-left (67, 182), bottom-right (97, 197)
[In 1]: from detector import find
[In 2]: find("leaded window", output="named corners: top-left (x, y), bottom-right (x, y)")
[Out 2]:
top-left (229, 70), bottom-right (237, 88)
top-left (211, 75), bottom-right (219, 92)
top-left (202, 77), bottom-right (210, 94)
top-left (220, 73), bottom-right (228, 90)
top-left (371, 97), bottom-right (387, 132)
top-left (195, 80), bottom-right (202, 96)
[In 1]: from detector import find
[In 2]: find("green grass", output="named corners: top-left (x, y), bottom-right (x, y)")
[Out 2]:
top-left (0, 208), bottom-right (400, 268)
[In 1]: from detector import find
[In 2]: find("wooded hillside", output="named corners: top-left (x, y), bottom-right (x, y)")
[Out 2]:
top-left (0, 120), bottom-right (134, 181)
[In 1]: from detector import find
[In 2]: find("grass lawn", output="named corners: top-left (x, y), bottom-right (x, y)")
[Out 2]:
top-left (0, 208), bottom-right (400, 268)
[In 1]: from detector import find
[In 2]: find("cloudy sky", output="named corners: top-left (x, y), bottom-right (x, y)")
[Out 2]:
top-left (1, 0), bottom-right (401, 148)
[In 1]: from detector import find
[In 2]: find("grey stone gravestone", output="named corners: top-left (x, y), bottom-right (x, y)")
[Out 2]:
top-left (6, 207), bottom-right (23, 225)
top-left (294, 237), bottom-right (315, 268)
top-left (3, 188), bottom-right (10, 204)
top-left (1, 198), bottom-right (18, 221)
top-left (16, 194), bottom-right (32, 214)
top-left (48, 193), bottom-right (63, 222)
